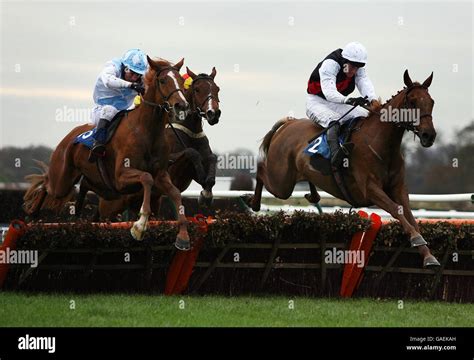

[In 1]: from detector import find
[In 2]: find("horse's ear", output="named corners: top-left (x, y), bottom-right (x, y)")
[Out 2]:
top-left (403, 69), bottom-right (413, 87)
top-left (210, 67), bottom-right (217, 79)
top-left (147, 56), bottom-right (159, 71)
top-left (174, 58), bottom-right (184, 71)
top-left (186, 66), bottom-right (197, 80)
top-left (422, 72), bottom-right (433, 88)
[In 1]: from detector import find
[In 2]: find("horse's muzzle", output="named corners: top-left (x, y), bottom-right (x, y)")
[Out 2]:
top-left (420, 131), bottom-right (436, 147)
top-left (206, 109), bottom-right (221, 126)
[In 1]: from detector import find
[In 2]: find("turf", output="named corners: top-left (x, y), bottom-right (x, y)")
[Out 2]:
top-left (1, 292), bottom-right (473, 327)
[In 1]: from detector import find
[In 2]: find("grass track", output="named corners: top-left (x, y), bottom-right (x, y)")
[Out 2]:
top-left (1, 292), bottom-right (473, 327)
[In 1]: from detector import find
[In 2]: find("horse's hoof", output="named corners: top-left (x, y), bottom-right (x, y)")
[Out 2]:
top-left (198, 190), bottom-right (213, 207)
top-left (175, 237), bottom-right (191, 251)
top-left (410, 234), bottom-right (428, 247)
top-left (240, 194), bottom-right (252, 206)
top-left (240, 194), bottom-right (260, 211)
top-left (130, 225), bottom-right (144, 241)
top-left (423, 255), bottom-right (440, 268)
top-left (304, 193), bottom-right (320, 204)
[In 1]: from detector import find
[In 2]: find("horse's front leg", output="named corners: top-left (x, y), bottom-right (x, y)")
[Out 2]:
top-left (115, 167), bottom-right (154, 241)
top-left (367, 182), bottom-right (439, 267)
top-left (389, 182), bottom-right (440, 267)
top-left (154, 169), bottom-right (190, 251)
top-left (199, 153), bottom-right (217, 207)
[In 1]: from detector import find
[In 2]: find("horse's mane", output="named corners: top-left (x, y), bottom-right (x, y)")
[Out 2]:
top-left (381, 82), bottom-right (421, 107)
top-left (143, 58), bottom-right (173, 87)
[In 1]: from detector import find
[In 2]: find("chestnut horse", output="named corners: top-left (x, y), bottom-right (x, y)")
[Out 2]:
top-left (246, 70), bottom-right (440, 267)
top-left (90, 66), bottom-right (221, 220)
top-left (23, 57), bottom-right (194, 250)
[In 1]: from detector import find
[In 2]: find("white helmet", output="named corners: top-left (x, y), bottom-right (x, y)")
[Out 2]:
top-left (342, 42), bottom-right (368, 65)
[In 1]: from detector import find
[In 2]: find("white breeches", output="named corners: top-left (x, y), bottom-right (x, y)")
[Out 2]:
top-left (305, 94), bottom-right (369, 128)
top-left (90, 105), bottom-right (120, 125)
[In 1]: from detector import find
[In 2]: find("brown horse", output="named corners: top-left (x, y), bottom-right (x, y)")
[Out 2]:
top-left (246, 70), bottom-right (440, 267)
top-left (23, 57), bottom-right (193, 250)
top-left (91, 66), bottom-right (221, 220)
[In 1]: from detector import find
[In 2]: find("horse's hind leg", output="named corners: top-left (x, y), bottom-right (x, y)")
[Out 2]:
top-left (305, 182), bottom-right (321, 204)
top-left (245, 161), bottom-right (265, 211)
top-left (75, 180), bottom-right (88, 218)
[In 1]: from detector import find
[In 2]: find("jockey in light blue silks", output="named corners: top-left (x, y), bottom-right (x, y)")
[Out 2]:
top-left (88, 49), bottom-right (148, 162)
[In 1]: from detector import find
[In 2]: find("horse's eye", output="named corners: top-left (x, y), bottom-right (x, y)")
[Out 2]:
top-left (159, 78), bottom-right (166, 84)
top-left (195, 88), bottom-right (200, 93)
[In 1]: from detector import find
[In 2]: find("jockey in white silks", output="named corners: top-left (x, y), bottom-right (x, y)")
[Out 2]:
top-left (306, 42), bottom-right (379, 167)
top-left (89, 48), bottom-right (148, 162)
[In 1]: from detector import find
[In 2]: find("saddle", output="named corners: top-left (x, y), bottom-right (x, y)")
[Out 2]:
top-left (74, 110), bottom-right (130, 149)
top-left (103, 110), bottom-right (129, 144)
top-left (309, 117), bottom-right (361, 176)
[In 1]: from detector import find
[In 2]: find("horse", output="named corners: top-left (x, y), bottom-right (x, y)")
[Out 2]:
top-left (245, 70), bottom-right (440, 267)
top-left (88, 66), bottom-right (221, 221)
top-left (23, 56), bottom-right (194, 250)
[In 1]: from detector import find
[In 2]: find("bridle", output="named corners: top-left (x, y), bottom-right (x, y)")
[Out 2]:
top-left (141, 67), bottom-right (186, 116)
top-left (189, 75), bottom-right (220, 117)
top-left (396, 84), bottom-right (433, 134)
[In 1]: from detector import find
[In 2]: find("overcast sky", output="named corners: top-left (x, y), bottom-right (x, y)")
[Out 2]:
top-left (1, 0), bottom-right (472, 154)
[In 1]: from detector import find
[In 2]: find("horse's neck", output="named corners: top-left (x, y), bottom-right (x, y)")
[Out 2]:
top-left (363, 91), bottom-right (407, 156)
top-left (182, 112), bottom-right (203, 132)
top-left (136, 87), bottom-right (166, 140)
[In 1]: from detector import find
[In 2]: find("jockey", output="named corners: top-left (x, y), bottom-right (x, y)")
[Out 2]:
top-left (89, 48), bottom-right (148, 162)
top-left (306, 42), bottom-right (379, 167)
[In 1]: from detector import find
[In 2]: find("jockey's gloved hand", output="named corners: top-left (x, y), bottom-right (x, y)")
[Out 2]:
top-left (130, 82), bottom-right (145, 95)
top-left (344, 97), bottom-right (369, 107)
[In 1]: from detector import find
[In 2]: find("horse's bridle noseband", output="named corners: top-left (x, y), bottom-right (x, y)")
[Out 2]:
top-left (141, 66), bottom-right (186, 114)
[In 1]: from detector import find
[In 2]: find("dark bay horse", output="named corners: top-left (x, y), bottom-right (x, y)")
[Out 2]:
top-left (92, 66), bottom-right (221, 220)
top-left (23, 57), bottom-right (194, 250)
top-left (246, 70), bottom-right (440, 267)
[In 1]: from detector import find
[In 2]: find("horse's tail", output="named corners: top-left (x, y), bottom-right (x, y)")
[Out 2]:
top-left (259, 118), bottom-right (291, 159)
top-left (24, 160), bottom-right (76, 216)
top-left (23, 160), bottom-right (49, 215)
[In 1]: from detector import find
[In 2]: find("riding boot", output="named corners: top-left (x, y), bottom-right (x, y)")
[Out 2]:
top-left (88, 118), bottom-right (109, 163)
top-left (327, 121), bottom-right (343, 168)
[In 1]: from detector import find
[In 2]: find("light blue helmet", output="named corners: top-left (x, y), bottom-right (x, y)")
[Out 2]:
top-left (121, 49), bottom-right (148, 75)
